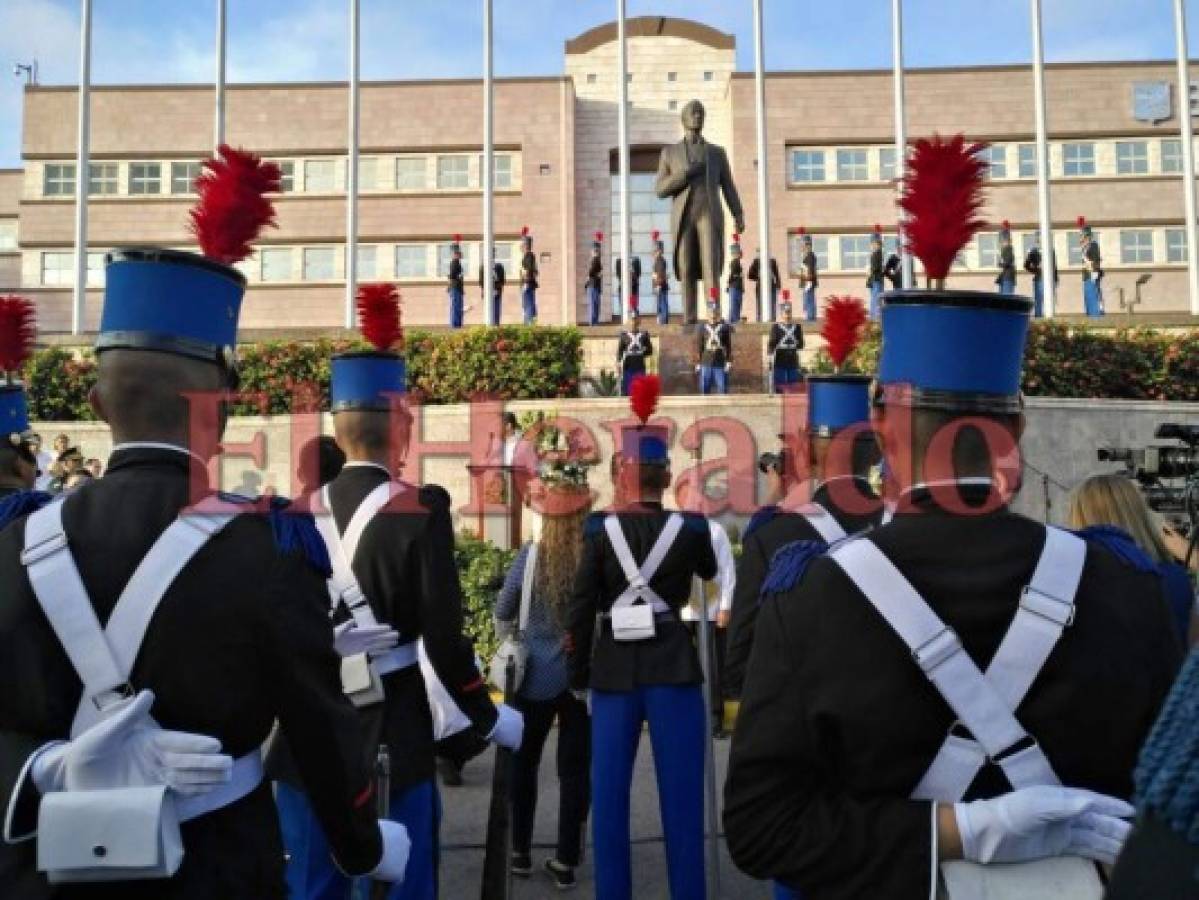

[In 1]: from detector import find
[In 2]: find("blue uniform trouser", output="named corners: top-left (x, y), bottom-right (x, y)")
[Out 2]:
top-left (656, 287), bottom-right (670, 324)
top-left (802, 287), bottom-right (817, 322)
top-left (588, 286), bottom-right (601, 325)
top-left (521, 287), bottom-right (537, 324)
top-left (1033, 280), bottom-right (1044, 317)
top-left (699, 365), bottom-right (728, 395)
top-left (1083, 278), bottom-right (1104, 316)
top-left (491, 291), bottom-right (502, 326)
top-left (621, 367), bottom-right (645, 396)
top-left (998, 277), bottom-right (1015, 296)
top-left (277, 777), bottom-right (442, 900)
top-left (728, 286), bottom-right (743, 322)
top-left (448, 287), bottom-right (464, 328)
top-left (868, 281), bottom-right (883, 319)
top-left (773, 882), bottom-right (805, 899)
top-left (592, 685), bottom-right (706, 900)
top-left (772, 366), bottom-right (802, 392)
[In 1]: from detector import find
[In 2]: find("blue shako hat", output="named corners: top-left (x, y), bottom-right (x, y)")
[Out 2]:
top-left (878, 290), bottom-right (1032, 413)
top-left (620, 374), bottom-right (668, 465)
top-left (0, 386), bottom-right (30, 438)
top-left (592, 231), bottom-right (603, 251)
top-left (807, 375), bottom-right (871, 437)
top-left (332, 283), bottom-right (406, 413)
top-left (730, 233), bottom-right (742, 256)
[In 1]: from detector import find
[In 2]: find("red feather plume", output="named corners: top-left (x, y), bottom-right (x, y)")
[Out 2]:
top-left (797, 227), bottom-right (806, 236)
top-left (652, 230), bottom-right (660, 241)
top-left (521, 226), bottom-right (530, 237)
top-left (629, 374), bottom-right (661, 425)
top-left (356, 283), bottom-right (403, 352)
top-left (821, 296), bottom-right (868, 370)
top-left (0, 296), bottom-right (35, 374)
top-left (189, 144), bottom-right (281, 265)
top-left (454, 233), bottom-right (462, 242)
top-left (732, 233), bottom-right (740, 243)
top-left (898, 134), bottom-right (989, 282)
top-left (782, 289), bottom-right (791, 301)
top-left (1077, 216), bottom-right (1087, 228)
top-left (1002, 219), bottom-right (1011, 230)
top-left (595, 231), bottom-right (604, 242)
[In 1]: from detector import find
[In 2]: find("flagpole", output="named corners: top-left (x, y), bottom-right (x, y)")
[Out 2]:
top-left (752, 0), bottom-right (772, 321)
top-left (214, 0), bottom-right (226, 149)
top-left (1030, 0), bottom-right (1057, 317)
top-left (483, 0), bottom-right (495, 326)
top-left (72, 0), bottom-right (92, 336)
top-left (345, 0), bottom-right (360, 329)
top-left (617, 0), bottom-right (632, 324)
top-left (891, 0), bottom-right (912, 288)
top-left (1173, 0), bottom-right (1199, 316)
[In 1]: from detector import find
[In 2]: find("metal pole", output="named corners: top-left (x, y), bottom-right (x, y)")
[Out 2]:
top-left (345, 0), bottom-right (360, 329)
top-left (483, 0), bottom-right (495, 326)
top-left (214, 0), bottom-right (226, 149)
top-left (72, 0), bottom-right (92, 336)
top-left (752, 0), bottom-right (771, 322)
top-left (1030, 0), bottom-right (1057, 317)
top-left (617, 0), bottom-right (632, 324)
top-left (1174, 0), bottom-right (1199, 316)
top-left (892, 0), bottom-right (913, 288)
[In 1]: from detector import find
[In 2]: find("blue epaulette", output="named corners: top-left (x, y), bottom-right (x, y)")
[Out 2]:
top-left (0, 491), bottom-right (54, 532)
top-left (743, 505), bottom-right (780, 541)
top-left (759, 538), bottom-right (828, 601)
top-left (1134, 648), bottom-right (1199, 843)
top-left (1073, 525), bottom-right (1156, 575)
top-left (267, 496), bottom-right (333, 578)
top-left (584, 512), bottom-right (607, 537)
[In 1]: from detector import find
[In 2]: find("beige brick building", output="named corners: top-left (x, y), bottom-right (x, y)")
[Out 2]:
top-left (3, 15), bottom-right (1198, 334)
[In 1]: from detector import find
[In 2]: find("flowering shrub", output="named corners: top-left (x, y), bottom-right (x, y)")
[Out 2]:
top-left (23, 348), bottom-right (98, 422)
top-left (455, 530), bottom-right (517, 667)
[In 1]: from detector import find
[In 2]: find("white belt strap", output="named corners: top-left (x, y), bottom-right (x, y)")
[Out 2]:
top-left (174, 749), bottom-right (264, 822)
top-left (604, 513), bottom-right (684, 614)
top-left (829, 535), bottom-right (1064, 801)
top-left (318, 482), bottom-right (402, 629)
top-left (798, 503), bottom-right (848, 545)
top-left (777, 325), bottom-right (799, 351)
top-left (372, 642), bottom-right (419, 677)
top-left (626, 334), bottom-right (645, 356)
top-left (705, 324), bottom-right (722, 351)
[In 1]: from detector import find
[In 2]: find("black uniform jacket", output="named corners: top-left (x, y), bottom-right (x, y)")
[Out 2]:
top-left (617, 329), bottom-right (653, 374)
top-left (478, 262), bottom-right (506, 293)
top-left (697, 321), bottom-right (733, 367)
top-left (273, 464), bottom-right (497, 796)
top-left (802, 250), bottom-right (819, 289)
top-left (0, 446), bottom-right (381, 900)
top-left (747, 257), bottom-right (781, 298)
top-left (724, 476), bottom-right (879, 698)
top-left (868, 248), bottom-right (885, 286)
top-left (652, 255), bottom-right (668, 289)
top-left (1083, 241), bottom-right (1103, 280)
top-left (587, 256), bottom-right (603, 291)
top-left (727, 258), bottom-right (744, 292)
top-left (997, 244), bottom-right (1016, 283)
top-left (521, 250), bottom-right (538, 290)
top-left (567, 504), bottom-right (717, 692)
top-left (448, 257), bottom-right (464, 291)
top-left (616, 256), bottom-right (642, 295)
top-left (724, 485), bottom-right (1182, 900)
top-left (766, 322), bottom-right (805, 371)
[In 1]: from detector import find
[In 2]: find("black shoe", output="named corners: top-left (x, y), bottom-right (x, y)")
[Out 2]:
top-left (511, 853), bottom-right (533, 877)
top-left (544, 858), bottom-right (577, 890)
top-left (436, 757), bottom-right (463, 787)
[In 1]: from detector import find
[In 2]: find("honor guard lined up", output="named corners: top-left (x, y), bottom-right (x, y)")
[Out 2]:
top-left (446, 236), bottom-right (465, 329)
top-left (616, 311), bottom-right (653, 397)
top-left (651, 231), bottom-right (670, 325)
top-left (520, 226), bottom-right (538, 325)
top-left (866, 224), bottom-right (885, 318)
top-left (586, 232), bottom-right (604, 326)
top-left (797, 228), bottom-right (819, 322)
top-left (766, 291), bottom-right (804, 393)
top-left (0, 147), bottom-right (410, 898)
top-left (696, 291), bottom-right (732, 395)
top-left (996, 221), bottom-right (1017, 295)
top-left (272, 283), bottom-right (523, 900)
top-left (726, 233), bottom-right (745, 323)
top-left (567, 378), bottom-right (718, 900)
top-left (478, 253), bottom-right (506, 325)
top-left (1079, 216), bottom-right (1104, 317)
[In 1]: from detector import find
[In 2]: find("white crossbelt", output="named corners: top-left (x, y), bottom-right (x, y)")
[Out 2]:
top-left (704, 324), bottom-right (723, 352)
top-left (21, 495), bottom-right (264, 821)
top-left (776, 324), bottom-right (799, 352)
top-left (604, 513), bottom-right (684, 615)
top-left (797, 502), bottom-right (848, 544)
top-left (828, 525), bottom-right (1087, 801)
top-left (625, 332), bottom-right (646, 357)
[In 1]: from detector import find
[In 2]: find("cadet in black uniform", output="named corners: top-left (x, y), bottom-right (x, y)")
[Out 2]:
top-left (883, 250), bottom-right (904, 290)
top-left (797, 230), bottom-right (819, 322)
top-left (275, 283), bottom-right (523, 899)
top-left (725, 289), bottom-right (1182, 900)
top-left (996, 221), bottom-right (1016, 295)
top-left (696, 292), bottom-right (732, 395)
top-left (587, 233), bottom-right (603, 326)
top-left (651, 232), bottom-right (670, 325)
top-left (520, 227), bottom-right (538, 325)
top-left (616, 255), bottom-right (642, 317)
top-left (446, 236), bottom-right (465, 329)
top-left (0, 296), bottom-right (38, 500)
top-left (747, 251), bottom-right (781, 321)
top-left (567, 394), bottom-right (717, 900)
top-left (867, 225), bottom-right (885, 318)
top-left (479, 255), bottom-right (506, 325)
top-left (1022, 238), bottom-right (1058, 319)
top-left (616, 311), bottom-right (653, 397)
top-left (727, 234), bottom-right (745, 323)
top-left (1079, 217), bottom-right (1104, 317)
top-left (766, 292), bottom-right (803, 393)
top-left (0, 147), bottom-right (406, 899)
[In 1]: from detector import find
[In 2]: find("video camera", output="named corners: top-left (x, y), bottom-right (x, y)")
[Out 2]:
top-left (1098, 423), bottom-right (1199, 536)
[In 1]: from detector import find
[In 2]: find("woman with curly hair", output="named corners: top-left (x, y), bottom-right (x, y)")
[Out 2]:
top-left (495, 482), bottom-right (593, 890)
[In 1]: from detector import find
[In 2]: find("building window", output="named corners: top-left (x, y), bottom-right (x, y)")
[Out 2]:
top-left (977, 233), bottom-right (999, 268)
top-left (356, 157), bottom-right (378, 191)
top-left (354, 245), bottom-right (378, 279)
top-left (836, 149), bottom-right (869, 182)
top-left (1119, 229), bottom-right (1153, 264)
top-left (1116, 141), bottom-right (1149, 175)
top-left (396, 157), bottom-right (427, 190)
top-left (304, 159), bottom-right (337, 192)
top-left (790, 149), bottom-right (826, 183)
top-left (88, 163), bottom-right (119, 196)
top-left (879, 147), bottom-right (898, 181)
top-left (1062, 142), bottom-right (1096, 176)
top-left (667, 71), bottom-right (677, 82)
top-left (1161, 139), bottom-right (1183, 174)
top-left (395, 244), bottom-right (428, 278)
top-left (170, 162), bottom-right (201, 195)
top-left (41, 251), bottom-right (74, 285)
top-left (703, 71), bottom-right (714, 82)
top-left (260, 247), bottom-right (293, 282)
top-left (586, 73), bottom-right (597, 85)
top-left (978, 145), bottom-right (1007, 179)
top-left (302, 247), bottom-right (336, 281)
top-left (43, 164), bottom-right (76, 197)
top-left (0, 220), bottom-right (15, 250)
top-left (1166, 228), bottom-right (1187, 263)
top-left (839, 235), bottom-right (872, 270)
top-left (788, 234), bottom-right (830, 273)
top-left (128, 163), bottom-right (162, 195)
top-left (86, 252), bottom-right (105, 287)
top-left (272, 160), bottom-right (295, 192)
top-left (437, 156), bottom-right (470, 190)
top-left (1018, 144), bottom-right (1037, 178)
top-left (668, 100), bottom-right (678, 111)
top-left (481, 154), bottom-right (514, 189)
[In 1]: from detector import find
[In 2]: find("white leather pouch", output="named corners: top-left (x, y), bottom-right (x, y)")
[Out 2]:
top-left (938, 858), bottom-right (1103, 900)
top-left (611, 602), bottom-right (656, 642)
top-left (341, 653), bottom-right (385, 708)
top-left (38, 785), bottom-right (183, 883)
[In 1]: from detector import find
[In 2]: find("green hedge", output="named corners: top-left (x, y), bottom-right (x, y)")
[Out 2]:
top-left (455, 531), bottom-right (517, 670)
top-left (22, 326), bottom-right (584, 421)
top-left (811, 322), bottom-right (1199, 402)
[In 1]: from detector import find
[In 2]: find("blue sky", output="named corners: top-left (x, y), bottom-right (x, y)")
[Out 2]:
top-left (0, 0), bottom-right (1194, 167)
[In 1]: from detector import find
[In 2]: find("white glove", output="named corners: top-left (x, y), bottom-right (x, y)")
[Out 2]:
top-left (571, 689), bottom-right (592, 715)
top-left (487, 703), bottom-right (525, 750)
top-left (370, 819), bottom-right (411, 883)
top-left (694, 364), bottom-right (701, 374)
top-left (31, 690), bottom-right (232, 797)
top-left (724, 363), bottom-right (731, 373)
top-left (955, 785), bottom-right (1134, 866)
top-left (334, 621), bottom-right (400, 658)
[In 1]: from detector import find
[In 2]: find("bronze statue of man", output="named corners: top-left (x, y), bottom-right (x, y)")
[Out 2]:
top-left (655, 100), bottom-right (745, 323)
